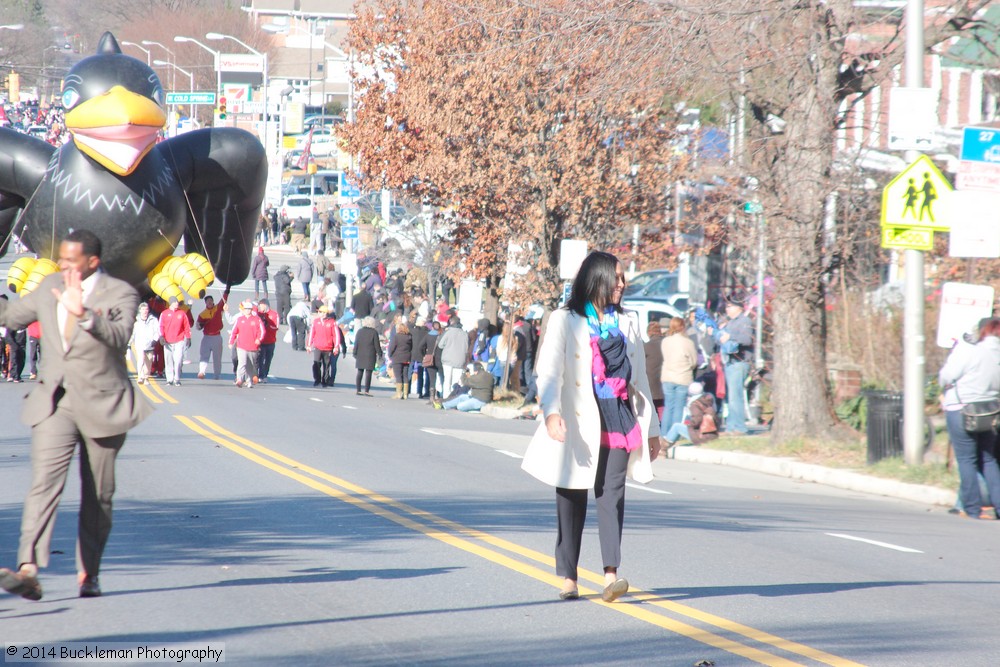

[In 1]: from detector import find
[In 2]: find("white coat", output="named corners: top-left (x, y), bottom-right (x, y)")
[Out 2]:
top-left (521, 307), bottom-right (660, 489)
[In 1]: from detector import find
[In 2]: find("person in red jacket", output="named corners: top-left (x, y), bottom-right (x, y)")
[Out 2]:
top-left (159, 296), bottom-right (191, 386)
top-left (196, 290), bottom-right (229, 380)
top-left (229, 300), bottom-right (264, 388)
top-left (256, 299), bottom-right (280, 383)
top-left (306, 306), bottom-right (342, 387)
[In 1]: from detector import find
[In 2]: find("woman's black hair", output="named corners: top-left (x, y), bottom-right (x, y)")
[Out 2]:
top-left (564, 251), bottom-right (623, 317)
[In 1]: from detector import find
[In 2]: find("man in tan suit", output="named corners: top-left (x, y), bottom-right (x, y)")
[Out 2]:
top-left (0, 229), bottom-right (153, 600)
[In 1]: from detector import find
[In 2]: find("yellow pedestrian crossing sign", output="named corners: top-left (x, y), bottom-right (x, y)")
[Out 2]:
top-left (881, 154), bottom-right (952, 231)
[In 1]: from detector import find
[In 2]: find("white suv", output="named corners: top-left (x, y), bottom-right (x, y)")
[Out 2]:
top-left (621, 298), bottom-right (684, 342)
top-left (280, 195), bottom-right (316, 224)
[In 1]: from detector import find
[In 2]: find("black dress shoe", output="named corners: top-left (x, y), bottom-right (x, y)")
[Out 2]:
top-left (79, 576), bottom-right (101, 598)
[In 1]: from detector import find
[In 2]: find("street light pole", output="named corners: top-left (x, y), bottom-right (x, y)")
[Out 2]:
top-left (142, 41), bottom-right (175, 90)
top-left (205, 33), bottom-right (269, 158)
top-left (174, 36), bottom-right (221, 107)
top-left (120, 41), bottom-right (150, 66)
top-left (155, 60), bottom-right (195, 134)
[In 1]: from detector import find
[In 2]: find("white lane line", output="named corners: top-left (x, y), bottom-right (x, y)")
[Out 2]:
top-left (496, 450), bottom-right (523, 459)
top-left (309, 397), bottom-right (323, 403)
top-left (342, 405), bottom-right (358, 410)
top-left (825, 533), bottom-right (923, 553)
top-left (626, 482), bottom-right (673, 495)
top-left (421, 428), bottom-right (444, 436)
top-left (286, 387), bottom-right (297, 391)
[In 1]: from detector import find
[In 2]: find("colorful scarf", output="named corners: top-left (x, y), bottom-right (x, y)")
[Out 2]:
top-left (585, 303), bottom-right (641, 451)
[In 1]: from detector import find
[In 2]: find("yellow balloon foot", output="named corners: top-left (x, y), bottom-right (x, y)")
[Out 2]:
top-left (13, 258), bottom-right (59, 295)
top-left (146, 253), bottom-right (215, 302)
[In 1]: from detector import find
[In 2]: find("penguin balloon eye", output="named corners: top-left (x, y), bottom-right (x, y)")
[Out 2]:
top-left (62, 88), bottom-right (81, 110)
top-left (151, 86), bottom-right (165, 107)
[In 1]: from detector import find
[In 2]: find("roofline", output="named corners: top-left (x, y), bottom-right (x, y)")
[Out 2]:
top-left (241, 7), bottom-right (357, 20)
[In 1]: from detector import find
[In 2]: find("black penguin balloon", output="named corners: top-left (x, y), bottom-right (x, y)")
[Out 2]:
top-left (0, 32), bottom-right (267, 297)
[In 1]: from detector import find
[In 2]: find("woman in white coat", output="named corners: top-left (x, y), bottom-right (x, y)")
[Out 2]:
top-left (521, 251), bottom-right (661, 602)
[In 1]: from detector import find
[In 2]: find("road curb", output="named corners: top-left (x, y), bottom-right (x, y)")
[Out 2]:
top-left (481, 403), bottom-right (524, 420)
top-left (666, 445), bottom-right (956, 508)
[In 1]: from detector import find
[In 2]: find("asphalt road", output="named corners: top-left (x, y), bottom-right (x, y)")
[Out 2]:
top-left (0, 251), bottom-right (998, 666)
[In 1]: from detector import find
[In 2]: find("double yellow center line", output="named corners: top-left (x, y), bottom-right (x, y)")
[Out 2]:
top-left (176, 415), bottom-right (865, 667)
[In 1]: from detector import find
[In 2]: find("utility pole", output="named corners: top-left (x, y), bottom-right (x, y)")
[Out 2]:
top-left (903, 0), bottom-right (925, 465)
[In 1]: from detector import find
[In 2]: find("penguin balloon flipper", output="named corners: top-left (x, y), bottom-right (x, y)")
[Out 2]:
top-left (159, 127), bottom-right (267, 284)
top-left (0, 127), bottom-right (56, 256)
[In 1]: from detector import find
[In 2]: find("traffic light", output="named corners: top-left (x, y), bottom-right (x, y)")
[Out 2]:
top-left (218, 97), bottom-right (227, 120)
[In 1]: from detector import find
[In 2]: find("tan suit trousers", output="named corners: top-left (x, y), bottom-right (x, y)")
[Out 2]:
top-left (18, 390), bottom-right (126, 577)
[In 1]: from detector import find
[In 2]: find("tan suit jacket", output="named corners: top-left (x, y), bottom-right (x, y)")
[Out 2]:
top-left (0, 272), bottom-right (153, 437)
top-left (521, 308), bottom-right (659, 489)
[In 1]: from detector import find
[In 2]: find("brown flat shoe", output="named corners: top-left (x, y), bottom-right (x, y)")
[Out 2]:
top-left (0, 567), bottom-right (42, 601)
top-left (558, 588), bottom-right (580, 600)
top-left (601, 578), bottom-right (629, 603)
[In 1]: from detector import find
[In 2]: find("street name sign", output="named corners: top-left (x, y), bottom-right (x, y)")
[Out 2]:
top-left (165, 92), bottom-right (216, 105)
top-left (881, 226), bottom-right (934, 252)
top-left (880, 154), bottom-right (952, 232)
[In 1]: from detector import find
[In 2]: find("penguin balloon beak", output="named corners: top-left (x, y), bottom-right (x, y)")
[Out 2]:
top-left (66, 85), bottom-right (166, 176)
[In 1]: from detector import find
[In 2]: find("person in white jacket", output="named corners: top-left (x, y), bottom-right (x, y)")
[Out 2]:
top-left (521, 251), bottom-right (660, 603)
top-left (129, 303), bottom-right (159, 384)
top-left (939, 317), bottom-right (1000, 519)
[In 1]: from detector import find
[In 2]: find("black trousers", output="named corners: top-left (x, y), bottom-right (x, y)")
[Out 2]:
top-left (7, 342), bottom-right (25, 380)
top-left (290, 316), bottom-right (308, 350)
top-left (355, 368), bottom-right (373, 393)
top-left (392, 362), bottom-right (411, 386)
top-left (276, 292), bottom-right (291, 324)
top-left (555, 446), bottom-right (629, 581)
top-left (313, 349), bottom-right (332, 385)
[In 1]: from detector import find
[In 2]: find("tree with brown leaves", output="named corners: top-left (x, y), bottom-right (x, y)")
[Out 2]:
top-left (340, 0), bottom-right (690, 313)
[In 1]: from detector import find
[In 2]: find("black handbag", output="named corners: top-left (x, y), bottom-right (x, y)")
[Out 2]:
top-left (961, 396), bottom-right (1000, 433)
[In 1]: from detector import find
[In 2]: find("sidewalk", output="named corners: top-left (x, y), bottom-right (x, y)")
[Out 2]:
top-left (480, 404), bottom-right (956, 509)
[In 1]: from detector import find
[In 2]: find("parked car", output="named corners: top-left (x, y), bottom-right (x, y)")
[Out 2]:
top-left (284, 149), bottom-right (306, 169)
top-left (279, 195), bottom-right (317, 224)
top-left (632, 274), bottom-right (684, 301)
top-left (631, 293), bottom-right (691, 315)
top-left (624, 269), bottom-right (677, 297)
top-left (289, 127), bottom-right (338, 156)
top-left (354, 191), bottom-right (413, 225)
top-left (304, 114), bottom-right (343, 130)
top-left (285, 170), bottom-right (342, 197)
top-left (621, 298), bottom-right (684, 342)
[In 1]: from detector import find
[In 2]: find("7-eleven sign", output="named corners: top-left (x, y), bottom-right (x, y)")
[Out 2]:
top-left (222, 84), bottom-right (251, 102)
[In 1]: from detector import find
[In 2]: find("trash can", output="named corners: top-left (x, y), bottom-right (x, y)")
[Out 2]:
top-left (865, 390), bottom-right (903, 464)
